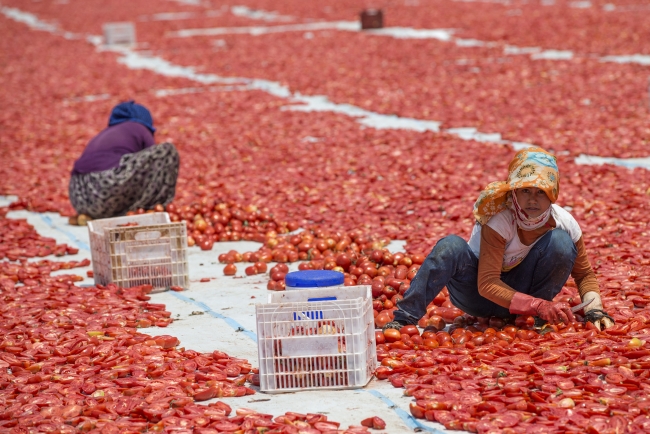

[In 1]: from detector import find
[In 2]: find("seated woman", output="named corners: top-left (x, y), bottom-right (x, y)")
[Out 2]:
top-left (68, 101), bottom-right (179, 224)
top-left (385, 147), bottom-right (614, 332)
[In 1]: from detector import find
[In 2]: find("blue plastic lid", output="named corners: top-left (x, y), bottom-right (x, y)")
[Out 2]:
top-left (285, 270), bottom-right (345, 288)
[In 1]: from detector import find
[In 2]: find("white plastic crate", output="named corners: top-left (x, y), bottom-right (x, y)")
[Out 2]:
top-left (88, 213), bottom-right (189, 291)
top-left (256, 285), bottom-right (376, 393)
top-left (102, 22), bottom-right (136, 46)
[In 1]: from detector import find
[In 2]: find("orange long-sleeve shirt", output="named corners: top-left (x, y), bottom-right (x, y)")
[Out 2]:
top-left (477, 217), bottom-right (599, 309)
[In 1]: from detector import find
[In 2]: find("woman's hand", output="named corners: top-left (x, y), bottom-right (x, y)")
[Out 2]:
top-left (534, 300), bottom-right (575, 325)
top-left (581, 291), bottom-right (614, 331)
top-left (509, 292), bottom-right (575, 324)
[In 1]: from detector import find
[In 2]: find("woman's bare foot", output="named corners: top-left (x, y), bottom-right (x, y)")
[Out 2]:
top-left (69, 214), bottom-right (92, 226)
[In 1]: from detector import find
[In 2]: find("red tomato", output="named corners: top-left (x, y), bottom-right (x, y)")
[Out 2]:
top-left (399, 325), bottom-right (420, 337)
top-left (496, 331), bottom-right (513, 343)
top-left (426, 315), bottom-right (446, 331)
top-left (421, 330), bottom-right (437, 340)
top-left (471, 335), bottom-right (486, 346)
top-left (436, 332), bottom-right (452, 345)
top-left (375, 367), bottom-right (392, 380)
top-left (489, 317), bottom-right (507, 329)
top-left (199, 239), bottom-right (213, 251)
top-left (360, 417), bottom-right (386, 430)
top-left (273, 263), bottom-right (289, 274)
top-left (439, 307), bottom-right (463, 323)
top-left (432, 292), bottom-right (447, 306)
top-left (335, 254), bottom-right (352, 271)
top-left (383, 329), bottom-right (401, 343)
top-left (223, 264), bottom-right (237, 276)
top-left (375, 312), bottom-right (392, 329)
top-left (423, 338), bottom-right (439, 349)
top-left (389, 341), bottom-right (410, 350)
top-left (398, 256), bottom-right (412, 267)
top-left (411, 254), bottom-right (425, 265)
top-left (382, 285), bottom-right (398, 298)
top-left (394, 265), bottom-right (409, 280)
top-left (270, 271), bottom-right (286, 282)
top-left (406, 264), bottom-right (420, 279)
top-left (516, 329), bottom-right (530, 340)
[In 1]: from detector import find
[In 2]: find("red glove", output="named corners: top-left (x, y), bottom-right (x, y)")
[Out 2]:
top-left (509, 293), bottom-right (576, 325)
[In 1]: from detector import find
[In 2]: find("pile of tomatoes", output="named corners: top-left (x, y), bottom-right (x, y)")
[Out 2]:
top-left (0, 217), bottom-right (80, 261)
top-left (161, 202), bottom-right (299, 251)
top-left (0, 215), bottom-right (385, 433)
top-left (0, 252), bottom-right (310, 431)
top-left (361, 211), bottom-right (649, 434)
top-left (370, 283), bottom-right (650, 433)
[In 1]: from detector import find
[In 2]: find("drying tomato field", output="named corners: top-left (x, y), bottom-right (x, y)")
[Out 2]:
top-left (1, 0), bottom-right (650, 432)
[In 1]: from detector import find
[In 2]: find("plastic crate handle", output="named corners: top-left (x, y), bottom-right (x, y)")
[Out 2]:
top-left (292, 297), bottom-right (337, 321)
top-left (134, 230), bottom-right (162, 241)
top-left (293, 310), bottom-right (323, 320)
top-left (307, 296), bottom-right (337, 302)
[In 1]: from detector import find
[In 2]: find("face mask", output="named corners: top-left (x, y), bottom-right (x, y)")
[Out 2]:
top-left (510, 192), bottom-right (552, 231)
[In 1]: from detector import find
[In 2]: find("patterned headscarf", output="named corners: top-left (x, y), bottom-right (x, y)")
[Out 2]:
top-left (473, 147), bottom-right (559, 225)
top-left (108, 100), bottom-right (156, 134)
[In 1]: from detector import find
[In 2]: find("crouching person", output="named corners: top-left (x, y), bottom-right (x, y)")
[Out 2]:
top-left (68, 101), bottom-right (179, 224)
top-left (385, 147), bottom-right (614, 332)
